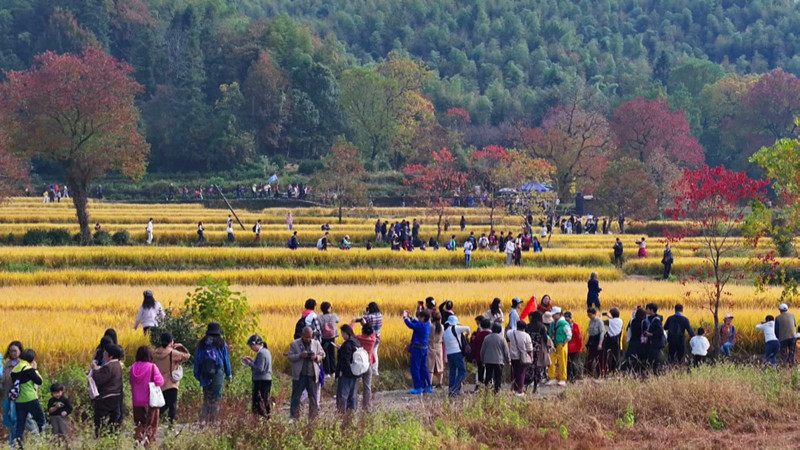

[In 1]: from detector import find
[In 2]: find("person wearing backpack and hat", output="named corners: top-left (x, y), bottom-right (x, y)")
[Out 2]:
top-left (442, 315), bottom-right (471, 397)
top-left (242, 335), bottom-right (272, 417)
top-left (318, 302), bottom-right (340, 378)
top-left (335, 325), bottom-right (364, 413)
top-left (153, 333), bottom-right (190, 425)
top-left (546, 307), bottom-right (571, 386)
top-left (193, 323), bottom-right (232, 424)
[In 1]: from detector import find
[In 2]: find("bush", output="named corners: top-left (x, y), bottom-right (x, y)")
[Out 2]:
top-left (183, 276), bottom-right (257, 355)
top-left (297, 159), bottom-right (323, 175)
top-left (112, 230), bottom-right (131, 245)
top-left (72, 233), bottom-right (82, 243)
top-left (46, 229), bottom-right (72, 246)
top-left (93, 230), bottom-right (113, 246)
top-left (149, 308), bottom-right (202, 355)
top-left (23, 230), bottom-right (50, 246)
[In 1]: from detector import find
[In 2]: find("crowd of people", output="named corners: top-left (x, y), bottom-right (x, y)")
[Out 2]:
top-left (40, 184), bottom-right (68, 204)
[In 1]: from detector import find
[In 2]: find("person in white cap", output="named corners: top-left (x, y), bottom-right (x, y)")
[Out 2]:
top-left (775, 303), bottom-right (797, 366)
top-left (546, 307), bottom-right (571, 386)
top-left (719, 314), bottom-right (736, 357)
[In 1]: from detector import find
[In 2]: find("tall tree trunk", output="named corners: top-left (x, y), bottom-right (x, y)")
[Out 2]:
top-left (69, 176), bottom-right (91, 244)
top-left (436, 211), bottom-right (443, 242)
top-left (338, 203), bottom-right (343, 224)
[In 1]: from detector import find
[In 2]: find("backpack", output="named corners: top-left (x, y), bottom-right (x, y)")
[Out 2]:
top-left (198, 346), bottom-right (221, 378)
top-left (293, 317), bottom-right (307, 339)
top-left (321, 320), bottom-right (336, 339)
top-left (350, 347), bottom-right (370, 376)
top-left (252, 224), bottom-right (257, 232)
top-left (316, 238), bottom-right (324, 250)
top-left (452, 327), bottom-right (473, 363)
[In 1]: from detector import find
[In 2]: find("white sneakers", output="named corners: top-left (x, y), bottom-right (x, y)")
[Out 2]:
top-left (545, 380), bottom-right (557, 386)
top-left (557, 381), bottom-right (566, 387)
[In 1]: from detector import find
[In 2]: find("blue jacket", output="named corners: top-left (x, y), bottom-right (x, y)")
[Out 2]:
top-left (193, 341), bottom-right (232, 387)
top-left (404, 318), bottom-right (431, 349)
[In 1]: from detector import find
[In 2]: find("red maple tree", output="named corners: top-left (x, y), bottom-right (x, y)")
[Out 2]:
top-left (667, 165), bottom-right (768, 356)
top-left (404, 148), bottom-right (468, 241)
top-left (743, 69), bottom-right (800, 140)
top-left (0, 49), bottom-right (149, 242)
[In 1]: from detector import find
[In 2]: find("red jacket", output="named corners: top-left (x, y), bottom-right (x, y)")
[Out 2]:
top-left (568, 322), bottom-right (583, 354)
top-left (470, 330), bottom-right (491, 363)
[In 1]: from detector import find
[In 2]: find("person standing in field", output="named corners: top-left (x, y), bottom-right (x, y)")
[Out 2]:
top-left (507, 321), bottom-right (533, 395)
top-left (469, 317), bottom-right (490, 391)
top-left (443, 315), bottom-right (471, 397)
top-left (664, 304), bottom-right (694, 366)
top-left (661, 243), bottom-right (674, 279)
top-left (602, 308), bottom-right (623, 375)
top-left (335, 325), bottom-right (363, 413)
top-left (318, 302), bottom-right (340, 378)
top-left (565, 312), bottom-right (583, 381)
top-left (226, 215), bottom-right (235, 243)
top-left (775, 303), bottom-right (797, 366)
top-left (351, 322), bottom-right (377, 411)
top-left (288, 231), bottom-right (299, 250)
top-left (403, 309), bottom-right (431, 395)
top-left (460, 215), bottom-right (466, 231)
top-left (287, 212), bottom-right (293, 230)
top-left (197, 221), bottom-right (205, 244)
top-left (618, 213), bottom-right (625, 234)
top-left (526, 311), bottom-right (551, 392)
top-left (624, 308), bottom-right (647, 374)
top-left (643, 303), bottom-right (665, 374)
top-left (485, 298), bottom-right (504, 328)
top-left (134, 290), bottom-right (164, 334)
top-left (463, 238), bottom-right (473, 268)
top-left (585, 308), bottom-right (605, 378)
top-left (427, 311), bottom-right (445, 390)
top-left (613, 238), bottom-right (624, 268)
top-left (253, 219), bottom-right (262, 243)
top-left (153, 332), bottom-right (190, 424)
top-left (146, 218), bottom-right (154, 244)
top-left (507, 298), bottom-right (523, 331)
top-left (546, 307), bottom-right (571, 386)
top-left (288, 327), bottom-right (326, 420)
top-left (690, 328), bottom-right (710, 367)
top-left (242, 335), bottom-right (272, 417)
top-left (91, 344), bottom-right (124, 436)
top-left (719, 314), bottom-right (736, 357)
top-left (2, 341), bottom-right (23, 445)
top-left (635, 237), bottom-right (647, 258)
top-left (193, 323), bottom-right (232, 424)
top-left (481, 323), bottom-right (511, 393)
top-left (358, 302), bottom-right (383, 376)
top-left (10, 349), bottom-right (45, 446)
top-left (129, 346), bottom-right (164, 447)
top-left (587, 272), bottom-right (602, 309)
top-left (505, 238), bottom-right (516, 265)
top-left (756, 315), bottom-right (779, 367)
top-left (47, 383), bottom-right (72, 440)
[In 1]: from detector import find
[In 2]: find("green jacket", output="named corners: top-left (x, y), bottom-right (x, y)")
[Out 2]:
top-left (11, 361), bottom-right (42, 404)
top-left (550, 319), bottom-right (572, 345)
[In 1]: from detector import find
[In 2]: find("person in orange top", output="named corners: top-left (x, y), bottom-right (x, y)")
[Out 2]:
top-left (351, 321), bottom-right (377, 411)
top-left (565, 312), bottom-right (583, 381)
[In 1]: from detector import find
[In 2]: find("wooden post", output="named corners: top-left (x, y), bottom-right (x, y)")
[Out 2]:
top-left (215, 185), bottom-right (246, 230)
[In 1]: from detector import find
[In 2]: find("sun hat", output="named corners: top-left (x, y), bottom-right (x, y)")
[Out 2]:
top-left (446, 315), bottom-right (459, 326)
top-left (779, 303), bottom-right (789, 311)
top-left (512, 298), bottom-right (523, 307)
top-left (206, 322), bottom-right (223, 336)
top-left (551, 306), bottom-right (562, 315)
top-left (543, 312), bottom-right (554, 324)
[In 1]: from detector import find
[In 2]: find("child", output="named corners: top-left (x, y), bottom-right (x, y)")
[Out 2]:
top-left (689, 327), bottom-right (710, 367)
top-left (48, 382), bottom-right (73, 438)
top-left (242, 335), bottom-right (272, 417)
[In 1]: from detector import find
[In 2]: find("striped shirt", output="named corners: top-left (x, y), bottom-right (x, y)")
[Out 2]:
top-left (363, 313), bottom-right (383, 340)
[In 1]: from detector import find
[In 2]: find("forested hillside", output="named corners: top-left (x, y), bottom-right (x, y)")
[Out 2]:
top-left (2, 0), bottom-right (800, 180)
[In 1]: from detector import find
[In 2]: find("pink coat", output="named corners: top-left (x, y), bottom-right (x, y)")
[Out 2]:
top-left (129, 361), bottom-right (164, 407)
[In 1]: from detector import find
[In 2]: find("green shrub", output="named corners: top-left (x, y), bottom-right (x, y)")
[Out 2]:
top-left (297, 159), bottom-right (323, 175)
top-left (112, 230), bottom-right (131, 245)
top-left (149, 308), bottom-right (202, 355)
top-left (46, 229), bottom-right (72, 246)
top-left (23, 230), bottom-right (50, 246)
top-left (183, 276), bottom-right (257, 355)
top-left (93, 230), bottom-right (113, 246)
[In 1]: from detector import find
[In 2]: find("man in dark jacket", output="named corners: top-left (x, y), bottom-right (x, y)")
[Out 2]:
top-left (613, 238), bottom-right (624, 268)
top-left (335, 325), bottom-right (362, 413)
top-left (775, 303), bottom-right (797, 366)
top-left (644, 303), bottom-right (665, 374)
top-left (587, 272), bottom-right (602, 309)
top-left (288, 231), bottom-right (299, 250)
top-left (664, 304), bottom-right (695, 366)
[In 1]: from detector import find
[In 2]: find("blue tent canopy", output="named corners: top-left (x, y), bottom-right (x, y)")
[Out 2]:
top-left (519, 182), bottom-right (551, 193)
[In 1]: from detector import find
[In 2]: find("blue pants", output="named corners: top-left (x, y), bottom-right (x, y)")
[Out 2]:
top-left (765, 340), bottom-right (780, 366)
top-left (465, 254), bottom-right (471, 267)
top-left (720, 342), bottom-right (734, 357)
top-left (409, 347), bottom-right (430, 390)
top-left (448, 352), bottom-right (466, 396)
top-left (227, 232), bottom-right (234, 242)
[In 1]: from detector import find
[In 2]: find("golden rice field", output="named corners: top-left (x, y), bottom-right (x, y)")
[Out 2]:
top-left (0, 197), bottom-right (786, 373)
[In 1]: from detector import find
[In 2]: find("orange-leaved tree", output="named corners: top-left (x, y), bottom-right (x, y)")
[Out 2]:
top-left (0, 49), bottom-right (149, 243)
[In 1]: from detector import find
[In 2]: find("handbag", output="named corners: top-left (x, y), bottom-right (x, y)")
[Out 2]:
top-left (149, 365), bottom-right (166, 408)
top-left (452, 327), bottom-right (472, 363)
top-left (87, 370), bottom-right (99, 400)
top-left (169, 351), bottom-right (183, 383)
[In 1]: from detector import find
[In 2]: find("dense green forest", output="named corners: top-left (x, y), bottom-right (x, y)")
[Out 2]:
top-left (3, 0), bottom-right (800, 177)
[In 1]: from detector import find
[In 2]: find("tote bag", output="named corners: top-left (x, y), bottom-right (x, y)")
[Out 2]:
top-left (87, 370), bottom-right (100, 400)
top-left (149, 365), bottom-right (165, 408)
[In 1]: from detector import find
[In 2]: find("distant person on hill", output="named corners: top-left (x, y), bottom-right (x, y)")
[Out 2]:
top-left (463, 238), bottom-right (473, 268)
top-left (635, 237), bottom-right (647, 258)
top-left (613, 238), bottom-right (624, 268)
top-left (587, 272), bottom-right (602, 309)
top-left (775, 303), bottom-right (797, 366)
top-left (226, 215), bottom-right (234, 242)
top-left (95, 223), bottom-right (102, 232)
top-left (447, 235), bottom-right (457, 251)
top-left (403, 309), bottom-right (431, 394)
top-left (756, 315), bottom-right (779, 367)
top-left (316, 232), bottom-right (329, 251)
top-left (288, 231), bottom-right (299, 250)
top-left (374, 219), bottom-right (382, 241)
top-left (664, 304), bottom-right (694, 366)
top-left (253, 220), bottom-right (262, 243)
top-left (618, 213), bottom-right (625, 234)
top-left (533, 236), bottom-right (542, 252)
top-left (719, 314), bottom-right (736, 357)
top-left (662, 244), bottom-right (674, 279)
top-left (197, 222), bottom-right (205, 243)
top-left (193, 323), bottom-right (232, 424)
top-left (505, 238), bottom-right (516, 265)
top-left (146, 218), bottom-right (154, 245)
top-left (287, 212), bottom-right (293, 231)
top-left (460, 215), bottom-right (466, 231)
top-left (689, 328), bottom-right (710, 367)
top-left (134, 290), bottom-right (164, 334)
top-left (341, 235), bottom-right (351, 250)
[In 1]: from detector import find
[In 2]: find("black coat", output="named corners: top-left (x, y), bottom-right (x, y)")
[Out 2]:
top-left (336, 337), bottom-right (362, 378)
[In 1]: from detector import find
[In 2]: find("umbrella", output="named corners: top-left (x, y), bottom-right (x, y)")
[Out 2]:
top-left (520, 182), bottom-right (551, 193)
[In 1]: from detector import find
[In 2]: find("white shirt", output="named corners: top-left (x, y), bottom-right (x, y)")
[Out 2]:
top-left (443, 325), bottom-right (471, 355)
top-left (505, 241), bottom-right (515, 254)
top-left (255, 223), bottom-right (261, 233)
top-left (464, 241), bottom-right (473, 255)
top-left (135, 302), bottom-right (164, 328)
top-left (146, 221), bottom-right (153, 233)
top-left (756, 321), bottom-right (778, 342)
top-left (690, 336), bottom-right (710, 356)
top-left (540, 227), bottom-right (547, 238)
top-left (227, 224), bottom-right (233, 234)
top-left (607, 318), bottom-right (623, 337)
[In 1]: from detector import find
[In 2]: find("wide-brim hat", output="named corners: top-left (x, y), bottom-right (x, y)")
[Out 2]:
top-left (206, 322), bottom-right (223, 336)
top-left (543, 312), bottom-right (554, 324)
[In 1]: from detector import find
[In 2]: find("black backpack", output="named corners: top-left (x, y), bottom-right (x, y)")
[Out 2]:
top-left (293, 317), bottom-right (306, 339)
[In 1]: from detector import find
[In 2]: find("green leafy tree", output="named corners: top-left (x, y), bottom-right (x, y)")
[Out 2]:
top-left (183, 276), bottom-right (257, 354)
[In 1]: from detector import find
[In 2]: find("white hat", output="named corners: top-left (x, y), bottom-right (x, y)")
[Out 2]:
top-left (551, 306), bottom-right (562, 315)
top-left (779, 303), bottom-right (789, 311)
top-left (543, 312), bottom-right (554, 324)
top-left (724, 314), bottom-right (734, 320)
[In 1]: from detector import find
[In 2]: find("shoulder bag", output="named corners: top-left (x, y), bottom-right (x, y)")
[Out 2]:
top-left (149, 365), bottom-right (166, 408)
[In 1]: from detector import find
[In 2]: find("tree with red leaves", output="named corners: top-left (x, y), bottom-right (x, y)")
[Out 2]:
top-left (743, 69), bottom-right (800, 141)
top-left (519, 103), bottom-right (612, 203)
top-left (611, 97), bottom-right (704, 209)
top-left (667, 165), bottom-right (768, 357)
top-left (404, 149), bottom-right (468, 241)
top-left (0, 49), bottom-right (149, 243)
